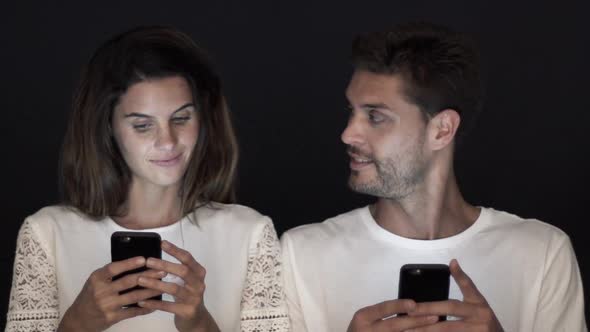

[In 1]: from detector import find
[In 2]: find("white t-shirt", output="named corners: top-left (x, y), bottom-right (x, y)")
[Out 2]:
top-left (6, 203), bottom-right (289, 332)
top-left (281, 206), bottom-right (587, 332)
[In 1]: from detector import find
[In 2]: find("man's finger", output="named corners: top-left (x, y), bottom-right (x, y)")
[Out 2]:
top-left (450, 259), bottom-right (485, 303)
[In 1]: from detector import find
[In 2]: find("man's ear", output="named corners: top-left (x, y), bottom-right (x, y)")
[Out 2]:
top-left (426, 109), bottom-right (461, 151)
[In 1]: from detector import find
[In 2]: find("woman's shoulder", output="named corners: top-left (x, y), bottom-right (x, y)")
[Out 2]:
top-left (25, 205), bottom-right (91, 224)
top-left (28, 205), bottom-right (80, 219)
top-left (193, 202), bottom-right (273, 229)
top-left (22, 205), bottom-right (99, 235)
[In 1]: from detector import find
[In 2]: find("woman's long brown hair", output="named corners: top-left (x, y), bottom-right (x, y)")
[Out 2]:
top-left (59, 26), bottom-right (238, 219)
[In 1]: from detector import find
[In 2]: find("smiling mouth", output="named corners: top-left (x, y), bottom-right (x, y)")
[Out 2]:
top-left (150, 154), bottom-right (182, 166)
top-left (348, 152), bottom-right (374, 170)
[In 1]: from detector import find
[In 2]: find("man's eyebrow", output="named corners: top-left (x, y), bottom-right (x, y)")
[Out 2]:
top-left (123, 103), bottom-right (195, 118)
top-left (360, 103), bottom-right (390, 110)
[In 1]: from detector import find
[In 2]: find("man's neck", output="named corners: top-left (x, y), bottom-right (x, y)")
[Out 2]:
top-left (371, 167), bottom-right (480, 240)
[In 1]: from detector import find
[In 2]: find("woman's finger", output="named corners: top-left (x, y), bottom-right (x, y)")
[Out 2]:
top-left (94, 257), bottom-right (146, 282)
top-left (110, 269), bottom-right (166, 293)
top-left (117, 288), bottom-right (164, 307)
top-left (110, 306), bottom-right (155, 324)
top-left (161, 240), bottom-right (203, 272)
top-left (138, 276), bottom-right (194, 301)
top-left (146, 258), bottom-right (196, 282)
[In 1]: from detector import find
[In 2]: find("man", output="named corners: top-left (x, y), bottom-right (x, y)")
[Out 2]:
top-left (281, 22), bottom-right (586, 331)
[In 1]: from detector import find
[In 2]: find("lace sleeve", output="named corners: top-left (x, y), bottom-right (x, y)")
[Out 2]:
top-left (5, 219), bottom-right (59, 332)
top-left (240, 222), bottom-right (290, 332)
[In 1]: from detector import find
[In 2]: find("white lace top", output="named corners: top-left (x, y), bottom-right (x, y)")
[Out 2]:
top-left (6, 204), bottom-right (290, 332)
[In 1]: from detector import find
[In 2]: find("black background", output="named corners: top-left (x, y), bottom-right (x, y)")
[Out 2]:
top-left (1, 0), bottom-right (589, 328)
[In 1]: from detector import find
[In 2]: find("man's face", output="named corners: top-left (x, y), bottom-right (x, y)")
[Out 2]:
top-left (342, 70), bottom-right (429, 200)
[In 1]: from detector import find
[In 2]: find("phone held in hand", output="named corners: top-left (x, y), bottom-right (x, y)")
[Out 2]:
top-left (398, 264), bottom-right (450, 321)
top-left (111, 231), bottom-right (162, 306)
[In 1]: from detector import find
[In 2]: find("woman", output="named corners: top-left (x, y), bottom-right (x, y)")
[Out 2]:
top-left (6, 26), bottom-right (289, 332)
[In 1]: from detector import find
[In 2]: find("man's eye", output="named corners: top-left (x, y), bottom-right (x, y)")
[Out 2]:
top-left (368, 109), bottom-right (385, 123)
top-left (133, 123), bottom-right (152, 132)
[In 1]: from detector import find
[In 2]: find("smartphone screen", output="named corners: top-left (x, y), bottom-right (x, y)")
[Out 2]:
top-left (398, 264), bottom-right (450, 321)
top-left (111, 231), bottom-right (162, 306)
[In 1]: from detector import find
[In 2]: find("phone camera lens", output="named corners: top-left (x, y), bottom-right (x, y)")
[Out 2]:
top-left (122, 236), bottom-right (131, 243)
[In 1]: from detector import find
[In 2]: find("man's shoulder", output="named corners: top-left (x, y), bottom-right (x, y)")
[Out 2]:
top-left (483, 207), bottom-right (570, 244)
top-left (282, 206), bottom-right (368, 246)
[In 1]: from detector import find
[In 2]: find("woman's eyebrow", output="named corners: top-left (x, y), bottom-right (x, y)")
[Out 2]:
top-left (171, 103), bottom-right (195, 114)
top-left (124, 103), bottom-right (195, 118)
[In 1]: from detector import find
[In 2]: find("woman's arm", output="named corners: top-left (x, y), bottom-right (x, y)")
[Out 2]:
top-left (240, 221), bottom-right (290, 332)
top-left (6, 219), bottom-right (60, 332)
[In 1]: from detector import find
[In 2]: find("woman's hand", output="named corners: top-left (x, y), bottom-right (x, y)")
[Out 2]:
top-left (137, 240), bottom-right (220, 332)
top-left (58, 256), bottom-right (165, 332)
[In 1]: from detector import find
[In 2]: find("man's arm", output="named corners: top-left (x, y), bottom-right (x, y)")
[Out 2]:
top-left (533, 236), bottom-right (587, 331)
top-left (280, 232), bottom-right (308, 332)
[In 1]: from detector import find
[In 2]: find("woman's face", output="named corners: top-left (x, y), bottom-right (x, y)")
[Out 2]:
top-left (111, 76), bottom-right (199, 192)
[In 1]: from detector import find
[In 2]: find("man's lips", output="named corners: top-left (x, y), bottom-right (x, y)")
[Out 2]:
top-left (348, 152), bottom-right (373, 170)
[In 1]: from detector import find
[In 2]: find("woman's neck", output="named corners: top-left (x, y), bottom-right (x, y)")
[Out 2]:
top-left (113, 181), bottom-right (183, 230)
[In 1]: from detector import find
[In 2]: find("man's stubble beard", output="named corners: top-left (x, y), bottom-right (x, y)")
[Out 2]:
top-left (348, 138), bottom-right (427, 201)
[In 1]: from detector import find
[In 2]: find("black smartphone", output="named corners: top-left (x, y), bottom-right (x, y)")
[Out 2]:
top-left (398, 264), bottom-right (450, 321)
top-left (111, 231), bottom-right (162, 306)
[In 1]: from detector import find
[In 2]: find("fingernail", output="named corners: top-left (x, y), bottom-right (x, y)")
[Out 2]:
top-left (138, 277), bottom-right (145, 284)
top-left (427, 315), bottom-right (439, 322)
top-left (157, 271), bottom-right (167, 277)
top-left (161, 240), bottom-right (170, 248)
top-left (138, 301), bottom-right (146, 307)
top-left (136, 257), bottom-right (145, 264)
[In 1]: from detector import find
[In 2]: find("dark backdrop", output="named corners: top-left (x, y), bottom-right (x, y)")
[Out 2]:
top-left (2, 0), bottom-right (588, 328)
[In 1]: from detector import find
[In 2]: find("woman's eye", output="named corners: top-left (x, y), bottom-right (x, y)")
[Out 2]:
top-left (368, 109), bottom-right (385, 124)
top-left (133, 123), bottom-right (152, 132)
top-left (172, 116), bottom-right (191, 124)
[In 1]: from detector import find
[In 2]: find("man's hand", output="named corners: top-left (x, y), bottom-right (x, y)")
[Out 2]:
top-left (347, 299), bottom-right (439, 332)
top-left (407, 259), bottom-right (504, 332)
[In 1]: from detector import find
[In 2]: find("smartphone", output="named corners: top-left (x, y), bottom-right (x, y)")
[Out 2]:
top-left (111, 231), bottom-right (162, 306)
top-left (398, 264), bottom-right (450, 321)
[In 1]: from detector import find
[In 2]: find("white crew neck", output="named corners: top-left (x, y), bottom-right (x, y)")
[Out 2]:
top-left (106, 215), bottom-right (189, 233)
top-left (359, 206), bottom-right (491, 250)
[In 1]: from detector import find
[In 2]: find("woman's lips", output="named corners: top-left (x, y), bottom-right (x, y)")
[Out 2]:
top-left (150, 154), bottom-right (182, 167)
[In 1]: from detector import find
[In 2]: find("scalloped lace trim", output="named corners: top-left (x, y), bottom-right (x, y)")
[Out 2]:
top-left (240, 223), bottom-right (289, 331)
top-left (6, 219), bottom-right (59, 332)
